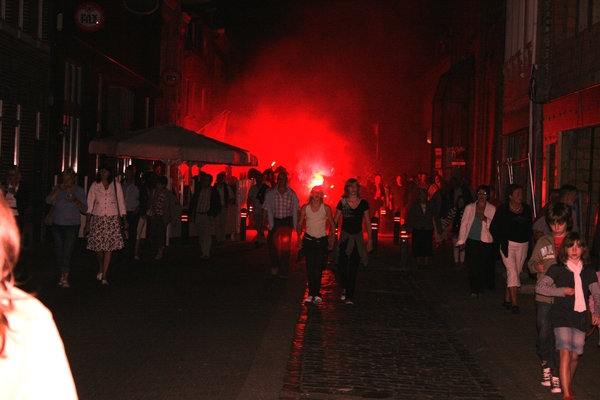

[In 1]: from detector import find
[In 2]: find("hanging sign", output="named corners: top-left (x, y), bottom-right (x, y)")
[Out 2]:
top-left (75, 2), bottom-right (105, 32)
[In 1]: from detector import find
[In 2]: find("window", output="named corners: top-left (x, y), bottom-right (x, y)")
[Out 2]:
top-left (578, 0), bottom-right (600, 31)
top-left (0, 100), bottom-right (3, 154)
top-left (14, 104), bottom-right (20, 166)
top-left (64, 61), bottom-right (82, 104)
top-left (504, 0), bottom-right (536, 60)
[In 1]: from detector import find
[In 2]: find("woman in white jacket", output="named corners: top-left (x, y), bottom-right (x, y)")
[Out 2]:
top-left (456, 185), bottom-right (496, 298)
top-left (84, 163), bottom-right (128, 285)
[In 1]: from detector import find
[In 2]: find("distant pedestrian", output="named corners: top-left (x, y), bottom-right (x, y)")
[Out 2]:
top-left (535, 232), bottom-right (600, 400)
top-left (1, 165), bottom-right (29, 234)
top-left (456, 185), bottom-right (496, 298)
top-left (148, 176), bottom-right (178, 260)
top-left (214, 172), bottom-right (234, 243)
top-left (134, 171), bottom-right (152, 260)
top-left (528, 202), bottom-right (572, 393)
top-left (247, 170), bottom-right (271, 247)
top-left (406, 189), bottom-right (435, 269)
top-left (262, 171), bottom-right (300, 278)
top-left (0, 194), bottom-right (78, 399)
top-left (333, 178), bottom-right (372, 305)
top-left (122, 165), bottom-right (140, 259)
top-left (84, 163), bottom-right (128, 285)
top-left (442, 195), bottom-right (466, 269)
top-left (297, 186), bottom-right (336, 304)
top-left (45, 167), bottom-right (87, 288)
top-left (490, 183), bottom-right (533, 314)
top-left (189, 172), bottom-right (221, 260)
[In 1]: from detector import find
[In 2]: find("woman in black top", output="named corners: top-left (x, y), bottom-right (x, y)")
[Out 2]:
top-left (490, 183), bottom-right (533, 314)
top-left (333, 178), bottom-right (372, 305)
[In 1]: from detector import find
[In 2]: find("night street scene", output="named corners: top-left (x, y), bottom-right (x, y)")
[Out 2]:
top-left (2, 0), bottom-right (600, 399)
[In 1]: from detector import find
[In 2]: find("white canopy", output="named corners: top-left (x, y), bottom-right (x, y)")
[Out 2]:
top-left (88, 123), bottom-right (257, 166)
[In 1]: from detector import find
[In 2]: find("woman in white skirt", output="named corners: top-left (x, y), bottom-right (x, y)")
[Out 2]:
top-left (84, 163), bottom-right (128, 285)
top-left (490, 183), bottom-right (533, 314)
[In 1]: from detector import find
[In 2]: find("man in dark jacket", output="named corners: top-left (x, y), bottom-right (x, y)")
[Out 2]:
top-left (189, 172), bottom-right (221, 259)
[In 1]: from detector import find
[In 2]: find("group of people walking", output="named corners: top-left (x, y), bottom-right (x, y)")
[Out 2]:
top-left (403, 172), bottom-right (599, 400)
top-left (248, 171), bottom-right (372, 306)
top-left (45, 163), bottom-right (179, 287)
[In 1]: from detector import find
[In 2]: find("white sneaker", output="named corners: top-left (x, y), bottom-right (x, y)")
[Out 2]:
top-left (101, 279), bottom-right (109, 285)
top-left (57, 280), bottom-right (64, 286)
top-left (62, 281), bottom-right (70, 289)
top-left (96, 272), bottom-right (103, 281)
top-left (304, 296), bottom-right (313, 303)
top-left (550, 375), bottom-right (561, 393)
top-left (313, 296), bottom-right (323, 304)
top-left (541, 366), bottom-right (551, 386)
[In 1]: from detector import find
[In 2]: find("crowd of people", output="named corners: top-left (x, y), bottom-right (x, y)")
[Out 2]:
top-left (1, 162), bottom-right (598, 399)
top-left (266, 168), bottom-right (599, 400)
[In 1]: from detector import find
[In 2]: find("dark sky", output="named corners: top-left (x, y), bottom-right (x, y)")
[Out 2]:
top-left (188, 0), bottom-right (454, 181)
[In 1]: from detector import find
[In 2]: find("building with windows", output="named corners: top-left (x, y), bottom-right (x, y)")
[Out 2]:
top-left (504, 0), bottom-right (600, 246)
top-left (0, 0), bottom-right (53, 243)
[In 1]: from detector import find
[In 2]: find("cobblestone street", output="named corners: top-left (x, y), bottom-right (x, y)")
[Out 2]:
top-left (17, 233), bottom-right (600, 399)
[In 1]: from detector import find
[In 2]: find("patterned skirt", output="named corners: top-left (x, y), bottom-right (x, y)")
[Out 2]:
top-left (86, 215), bottom-right (124, 252)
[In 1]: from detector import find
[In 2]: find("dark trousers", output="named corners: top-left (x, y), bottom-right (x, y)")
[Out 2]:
top-left (126, 211), bottom-right (140, 257)
top-left (536, 301), bottom-right (558, 370)
top-left (303, 234), bottom-right (328, 297)
top-left (338, 238), bottom-right (361, 301)
top-left (485, 246), bottom-right (499, 288)
top-left (52, 224), bottom-right (80, 274)
top-left (268, 217), bottom-right (293, 275)
top-left (466, 238), bottom-right (493, 294)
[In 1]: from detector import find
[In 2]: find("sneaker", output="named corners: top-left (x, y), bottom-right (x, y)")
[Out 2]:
top-left (541, 366), bottom-right (551, 386)
top-left (62, 281), bottom-right (70, 289)
top-left (57, 280), bottom-right (64, 286)
top-left (304, 296), bottom-right (313, 303)
top-left (345, 299), bottom-right (354, 305)
top-left (101, 279), bottom-right (109, 285)
top-left (96, 272), bottom-right (103, 281)
top-left (550, 375), bottom-right (561, 393)
top-left (313, 296), bottom-right (323, 304)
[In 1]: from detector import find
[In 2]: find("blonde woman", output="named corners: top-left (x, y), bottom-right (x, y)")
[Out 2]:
top-left (0, 194), bottom-right (78, 399)
top-left (333, 178), bottom-right (373, 305)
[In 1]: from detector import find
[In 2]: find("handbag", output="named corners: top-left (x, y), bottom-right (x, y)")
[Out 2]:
top-left (44, 203), bottom-right (55, 226)
top-left (113, 181), bottom-right (128, 243)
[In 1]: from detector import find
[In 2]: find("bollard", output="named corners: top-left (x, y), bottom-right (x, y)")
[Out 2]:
top-left (379, 207), bottom-right (386, 233)
top-left (393, 212), bottom-right (400, 245)
top-left (181, 209), bottom-right (189, 245)
top-left (240, 208), bottom-right (247, 241)
top-left (370, 216), bottom-right (378, 255)
top-left (399, 224), bottom-right (409, 270)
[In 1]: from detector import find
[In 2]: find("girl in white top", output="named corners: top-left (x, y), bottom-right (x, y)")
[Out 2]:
top-left (0, 193), bottom-right (78, 399)
top-left (297, 186), bottom-right (336, 304)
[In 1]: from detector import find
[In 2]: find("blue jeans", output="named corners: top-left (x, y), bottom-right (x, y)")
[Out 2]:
top-left (536, 301), bottom-right (558, 369)
top-left (52, 224), bottom-right (80, 274)
top-left (303, 234), bottom-right (328, 297)
top-left (554, 327), bottom-right (585, 355)
top-left (338, 238), bottom-right (361, 301)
